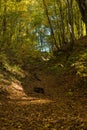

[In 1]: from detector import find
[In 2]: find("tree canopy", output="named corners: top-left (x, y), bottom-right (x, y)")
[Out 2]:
top-left (0, 0), bottom-right (87, 63)
top-left (0, 1), bottom-right (87, 129)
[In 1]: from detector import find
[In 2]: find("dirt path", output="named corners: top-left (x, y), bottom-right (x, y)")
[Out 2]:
top-left (0, 68), bottom-right (87, 130)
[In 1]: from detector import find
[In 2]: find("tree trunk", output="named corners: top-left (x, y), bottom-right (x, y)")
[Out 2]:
top-left (76, 0), bottom-right (87, 34)
top-left (2, 0), bottom-right (7, 46)
top-left (42, 0), bottom-right (59, 51)
top-left (66, 0), bottom-right (75, 50)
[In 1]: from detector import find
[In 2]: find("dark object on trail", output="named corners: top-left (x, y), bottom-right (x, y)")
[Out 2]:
top-left (34, 87), bottom-right (44, 94)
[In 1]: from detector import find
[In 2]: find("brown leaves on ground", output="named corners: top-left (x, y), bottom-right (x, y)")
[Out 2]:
top-left (0, 68), bottom-right (87, 130)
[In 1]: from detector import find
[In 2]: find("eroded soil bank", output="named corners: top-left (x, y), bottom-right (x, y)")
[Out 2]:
top-left (0, 66), bottom-right (87, 130)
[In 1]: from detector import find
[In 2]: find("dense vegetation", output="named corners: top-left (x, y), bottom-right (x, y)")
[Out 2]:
top-left (0, 0), bottom-right (87, 129)
top-left (0, 0), bottom-right (87, 82)
top-left (0, 0), bottom-right (87, 60)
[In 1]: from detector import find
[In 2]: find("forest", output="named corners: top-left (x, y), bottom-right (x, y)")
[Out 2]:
top-left (0, 0), bottom-right (87, 129)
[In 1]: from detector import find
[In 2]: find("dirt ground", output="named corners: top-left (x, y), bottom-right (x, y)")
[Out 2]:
top-left (0, 67), bottom-right (87, 130)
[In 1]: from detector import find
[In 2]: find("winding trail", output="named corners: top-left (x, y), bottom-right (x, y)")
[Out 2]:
top-left (0, 68), bottom-right (87, 130)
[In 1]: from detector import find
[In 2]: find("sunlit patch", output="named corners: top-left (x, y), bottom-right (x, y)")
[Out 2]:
top-left (12, 81), bottom-right (23, 91)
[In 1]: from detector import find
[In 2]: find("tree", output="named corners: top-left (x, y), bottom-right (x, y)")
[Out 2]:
top-left (0, 0), bottom-right (87, 61)
top-left (42, 0), bottom-right (59, 51)
top-left (76, 0), bottom-right (87, 34)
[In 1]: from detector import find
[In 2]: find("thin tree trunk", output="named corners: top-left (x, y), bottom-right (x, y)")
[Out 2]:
top-left (2, 0), bottom-right (7, 46)
top-left (59, 1), bottom-right (65, 44)
top-left (53, 0), bottom-right (62, 47)
top-left (67, 0), bottom-right (75, 50)
top-left (42, 0), bottom-right (59, 50)
top-left (76, 0), bottom-right (87, 34)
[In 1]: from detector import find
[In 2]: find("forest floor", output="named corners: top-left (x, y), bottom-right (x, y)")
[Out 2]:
top-left (0, 61), bottom-right (87, 130)
top-left (0, 35), bottom-right (87, 130)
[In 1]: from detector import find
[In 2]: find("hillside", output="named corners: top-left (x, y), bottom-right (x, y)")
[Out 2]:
top-left (0, 36), bottom-right (87, 130)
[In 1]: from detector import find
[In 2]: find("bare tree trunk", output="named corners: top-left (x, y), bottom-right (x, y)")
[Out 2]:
top-left (2, 0), bottom-right (7, 46)
top-left (42, 0), bottom-right (59, 51)
top-left (53, 0), bottom-right (62, 47)
top-left (59, 1), bottom-right (65, 44)
top-left (66, 0), bottom-right (75, 50)
top-left (76, 0), bottom-right (87, 34)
